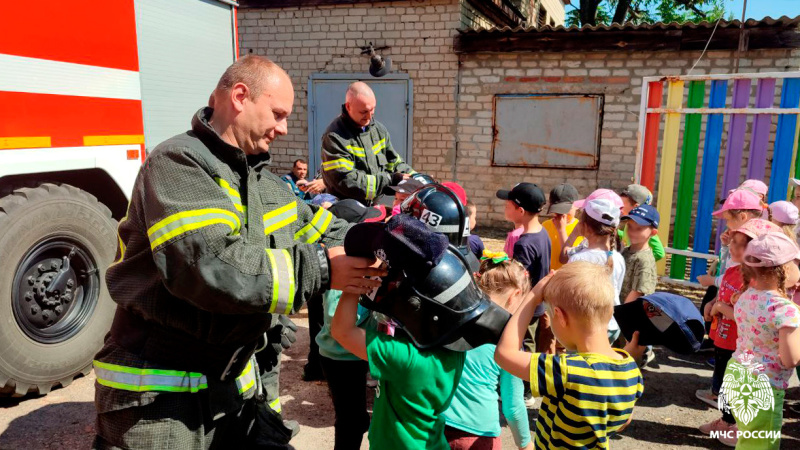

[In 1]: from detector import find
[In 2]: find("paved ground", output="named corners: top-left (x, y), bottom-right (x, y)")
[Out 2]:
top-left (1, 232), bottom-right (800, 449)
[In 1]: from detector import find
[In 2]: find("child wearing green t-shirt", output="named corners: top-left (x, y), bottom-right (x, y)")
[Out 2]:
top-left (332, 291), bottom-right (465, 450)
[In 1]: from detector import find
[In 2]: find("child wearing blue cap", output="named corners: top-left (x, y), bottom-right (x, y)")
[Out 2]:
top-left (619, 204), bottom-right (660, 367)
top-left (620, 204), bottom-right (660, 305)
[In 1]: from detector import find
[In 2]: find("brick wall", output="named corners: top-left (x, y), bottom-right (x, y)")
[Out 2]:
top-left (238, 0), bottom-right (461, 182)
top-left (460, 0), bottom-right (496, 30)
top-left (457, 48), bottom-right (800, 226)
top-left (239, 4), bottom-right (799, 228)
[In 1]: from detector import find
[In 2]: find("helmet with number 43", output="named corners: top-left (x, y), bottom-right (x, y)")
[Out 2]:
top-left (401, 183), bottom-right (479, 272)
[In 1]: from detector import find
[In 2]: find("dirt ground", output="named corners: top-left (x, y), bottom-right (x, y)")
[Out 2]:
top-left (1, 232), bottom-right (800, 449)
top-left (1, 313), bottom-right (799, 449)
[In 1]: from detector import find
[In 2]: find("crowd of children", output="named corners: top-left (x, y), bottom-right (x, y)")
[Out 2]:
top-left (316, 176), bottom-right (800, 450)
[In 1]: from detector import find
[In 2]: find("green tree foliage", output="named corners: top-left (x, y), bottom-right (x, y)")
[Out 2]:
top-left (566, 0), bottom-right (728, 27)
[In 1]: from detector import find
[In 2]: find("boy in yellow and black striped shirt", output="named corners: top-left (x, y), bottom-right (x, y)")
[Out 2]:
top-left (496, 261), bottom-right (644, 449)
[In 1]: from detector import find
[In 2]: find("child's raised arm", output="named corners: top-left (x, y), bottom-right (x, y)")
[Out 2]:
top-left (779, 326), bottom-right (800, 369)
top-left (495, 272), bottom-right (553, 380)
top-left (559, 223), bottom-right (582, 264)
top-left (331, 292), bottom-right (368, 360)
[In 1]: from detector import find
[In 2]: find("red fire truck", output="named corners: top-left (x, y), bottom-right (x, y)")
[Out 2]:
top-left (0, 0), bottom-right (239, 396)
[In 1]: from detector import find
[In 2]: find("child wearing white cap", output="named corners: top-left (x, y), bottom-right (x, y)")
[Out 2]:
top-left (789, 178), bottom-right (800, 210)
top-left (566, 198), bottom-right (626, 344)
top-left (769, 200), bottom-right (800, 245)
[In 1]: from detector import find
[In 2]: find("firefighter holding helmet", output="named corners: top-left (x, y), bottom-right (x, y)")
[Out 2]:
top-left (92, 56), bottom-right (384, 449)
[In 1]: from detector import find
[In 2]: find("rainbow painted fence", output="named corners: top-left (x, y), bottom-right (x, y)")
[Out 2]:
top-left (634, 72), bottom-right (800, 288)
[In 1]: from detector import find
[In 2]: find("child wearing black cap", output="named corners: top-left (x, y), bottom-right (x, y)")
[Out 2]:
top-left (496, 183), bottom-right (554, 356)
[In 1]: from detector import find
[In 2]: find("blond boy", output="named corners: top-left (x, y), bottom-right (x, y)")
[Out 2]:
top-left (495, 262), bottom-right (644, 449)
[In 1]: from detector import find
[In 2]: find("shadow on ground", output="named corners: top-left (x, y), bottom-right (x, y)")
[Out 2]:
top-left (0, 401), bottom-right (95, 449)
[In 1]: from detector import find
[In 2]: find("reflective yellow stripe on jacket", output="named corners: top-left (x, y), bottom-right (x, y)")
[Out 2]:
top-left (263, 202), bottom-right (297, 235)
top-left (372, 139), bottom-right (386, 154)
top-left (214, 177), bottom-right (246, 214)
top-left (147, 208), bottom-right (241, 250)
top-left (365, 175), bottom-right (377, 201)
top-left (345, 145), bottom-right (366, 157)
top-left (269, 398), bottom-right (282, 413)
top-left (294, 207), bottom-right (333, 244)
top-left (94, 359), bottom-right (257, 395)
top-left (236, 360), bottom-right (257, 395)
top-left (266, 249), bottom-right (295, 314)
top-left (323, 158), bottom-right (354, 172)
top-left (94, 360), bottom-right (208, 393)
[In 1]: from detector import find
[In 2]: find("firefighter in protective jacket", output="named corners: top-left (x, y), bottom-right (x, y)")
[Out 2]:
top-left (321, 82), bottom-right (415, 205)
top-left (93, 56), bottom-right (383, 449)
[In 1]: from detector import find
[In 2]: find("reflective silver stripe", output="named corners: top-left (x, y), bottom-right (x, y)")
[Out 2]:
top-left (263, 202), bottom-right (298, 235)
top-left (294, 208), bottom-right (333, 244)
top-left (433, 271), bottom-right (472, 303)
top-left (269, 397), bottom-right (282, 413)
top-left (372, 139), bottom-right (386, 154)
top-left (346, 145), bottom-right (366, 157)
top-left (366, 175), bottom-right (376, 200)
top-left (235, 359), bottom-right (257, 395)
top-left (266, 249), bottom-right (295, 314)
top-left (147, 209), bottom-right (241, 250)
top-left (215, 177), bottom-right (246, 213)
top-left (93, 360), bottom-right (208, 393)
top-left (432, 224), bottom-right (460, 233)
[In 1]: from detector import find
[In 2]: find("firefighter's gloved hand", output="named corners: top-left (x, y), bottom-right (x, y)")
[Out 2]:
top-left (278, 315), bottom-right (297, 350)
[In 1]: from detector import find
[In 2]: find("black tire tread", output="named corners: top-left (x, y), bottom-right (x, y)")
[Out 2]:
top-left (0, 182), bottom-right (113, 396)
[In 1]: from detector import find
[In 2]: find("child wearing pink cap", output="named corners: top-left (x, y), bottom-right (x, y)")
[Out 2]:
top-left (739, 179), bottom-right (768, 200)
top-left (723, 232), bottom-right (800, 450)
top-left (697, 189), bottom-right (766, 289)
top-left (697, 219), bottom-right (781, 446)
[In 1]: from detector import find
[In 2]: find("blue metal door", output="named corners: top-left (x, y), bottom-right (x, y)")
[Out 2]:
top-left (307, 74), bottom-right (412, 177)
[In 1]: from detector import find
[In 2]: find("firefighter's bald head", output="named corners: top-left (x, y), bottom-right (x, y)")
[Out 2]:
top-left (345, 81), bottom-right (376, 128)
top-left (210, 55), bottom-right (294, 156)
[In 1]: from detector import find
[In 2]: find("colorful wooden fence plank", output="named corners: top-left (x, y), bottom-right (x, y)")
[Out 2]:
top-left (690, 79), bottom-right (728, 282)
top-left (635, 72), bottom-right (800, 288)
top-left (640, 81), bottom-right (664, 192)
top-left (655, 79), bottom-right (684, 275)
top-left (767, 78), bottom-right (800, 204)
top-left (746, 78), bottom-right (777, 180)
top-left (715, 79), bottom-right (752, 249)
top-left (670, 80), bottom-right (705, 279)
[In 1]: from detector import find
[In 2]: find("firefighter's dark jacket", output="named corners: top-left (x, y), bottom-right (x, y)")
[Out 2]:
top-left (96, 108), bottom-right (349, 413)
top-left (321, 105), bottom-right (414, 204)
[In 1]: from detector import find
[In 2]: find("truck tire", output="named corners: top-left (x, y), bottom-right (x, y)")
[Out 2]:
top-left (0, 183), bottom-right (117, 396)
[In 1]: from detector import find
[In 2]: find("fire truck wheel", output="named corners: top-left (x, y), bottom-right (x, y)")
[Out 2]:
top-left (0, 183), bottom-right (117, 396)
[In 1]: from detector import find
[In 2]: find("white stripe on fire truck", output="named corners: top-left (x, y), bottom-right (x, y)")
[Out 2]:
top-left (0, 54), bottom-right (142, 101)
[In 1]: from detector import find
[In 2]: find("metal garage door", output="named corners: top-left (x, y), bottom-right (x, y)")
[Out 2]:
top-left (134, 0), bottom-right (236, 150)
top-left (308, 74), bottom-right (413, 178)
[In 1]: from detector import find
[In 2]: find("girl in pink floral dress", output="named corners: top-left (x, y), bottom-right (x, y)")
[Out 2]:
top-left (728, 232), bottom-right (800, 449)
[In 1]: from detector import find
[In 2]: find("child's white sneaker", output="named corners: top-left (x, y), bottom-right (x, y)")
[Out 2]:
top-left (525, 396), bottom-right (542, 410)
